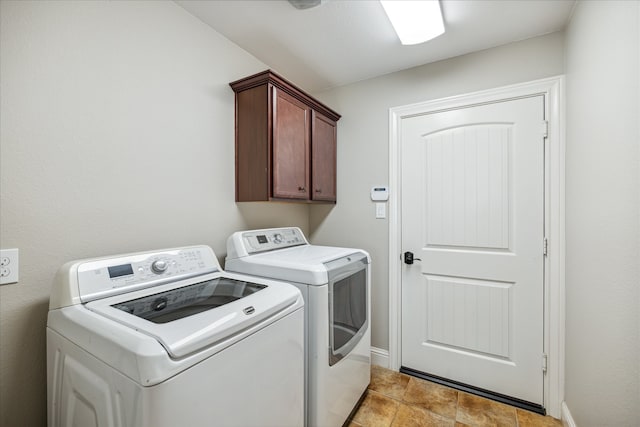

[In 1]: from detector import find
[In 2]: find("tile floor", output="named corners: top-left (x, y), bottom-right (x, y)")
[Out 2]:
top-left (348, 366), bottom-right (562, 427)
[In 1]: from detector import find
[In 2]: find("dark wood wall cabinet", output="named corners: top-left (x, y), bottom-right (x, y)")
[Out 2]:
top-left (230, 70), bottom-right (340, 203)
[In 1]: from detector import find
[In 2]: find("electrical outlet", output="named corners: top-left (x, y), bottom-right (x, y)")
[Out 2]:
top-left (0, 249), bottom-right (19, 285)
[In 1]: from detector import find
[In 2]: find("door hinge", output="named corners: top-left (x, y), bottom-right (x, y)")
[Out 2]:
top-left (542, 354), bottom-right (548, 373)
top-left (541, 120), bottom-right (548, 138)
top-left (543, 237), bottom-right (549, 256)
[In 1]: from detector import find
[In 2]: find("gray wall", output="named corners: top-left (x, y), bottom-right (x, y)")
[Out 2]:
top-left (0, 2), bottom-right (309, 426)
top-left (564, 1), bottom-right (640, 426)
top-left (3, 1), bottom-right (638, 425)
top-left (311, 32), bottom-right (565, 350)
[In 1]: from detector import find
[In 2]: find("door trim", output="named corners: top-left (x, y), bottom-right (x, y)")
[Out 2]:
top-left (388, 76), bottom-right (565, 418)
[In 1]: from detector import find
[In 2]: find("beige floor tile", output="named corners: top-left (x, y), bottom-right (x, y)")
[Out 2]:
top-left (455, 392), bottom-right (517, 427)
top-left (401, 377), bottom-right (459, 419)
top-left (352, 390), bottom-right (400, 427)
top-left (516, 409), bottom-right (563, 427)
top-left (370, 365), bottom-right (412, 400)
top-left (356, 368), bottom-right (556, 427)
top-left (390, 404), bottom-right (456, 427)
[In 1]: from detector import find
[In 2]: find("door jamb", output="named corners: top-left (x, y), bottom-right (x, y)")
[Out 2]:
top-left (387, 76), bottom-right (565, 418)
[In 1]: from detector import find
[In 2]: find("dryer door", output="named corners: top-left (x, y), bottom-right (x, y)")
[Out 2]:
top-left (325, 253), bottom-right (368, 366)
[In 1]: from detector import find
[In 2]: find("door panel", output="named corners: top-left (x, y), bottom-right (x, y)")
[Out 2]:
top-left (424, 124), bottom-right (511, 249)
top-left (401, 96), bottom-right (545, 405)
top-left (425, 275), bottom-right (512, 359)
top-left (311, 111), bottom-right (337, 201)
top-left (273, 88), bottom-right (310, 199)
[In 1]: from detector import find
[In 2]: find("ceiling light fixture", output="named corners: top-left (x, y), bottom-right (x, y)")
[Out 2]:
top-left (288, 0), bottom-right (323, 10)
top-left (380, 0), bottom-right (445, 45)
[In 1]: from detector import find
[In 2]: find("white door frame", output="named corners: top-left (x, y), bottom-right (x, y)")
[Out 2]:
top-left (388, 76), bottom-right (565, 418)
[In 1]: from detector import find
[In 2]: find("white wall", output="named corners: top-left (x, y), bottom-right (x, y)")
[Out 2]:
top-left (310, 32), bottom-right (565, 350)
top-left (564, 1), bottom-right (640, 425)
top-left (0, 2), bottom-right (308, 425)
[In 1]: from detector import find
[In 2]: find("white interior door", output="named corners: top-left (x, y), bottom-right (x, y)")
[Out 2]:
top-left (400, 95), bottom-right (545, 405)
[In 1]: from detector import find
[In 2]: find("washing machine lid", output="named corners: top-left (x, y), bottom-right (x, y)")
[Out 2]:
top-left (225, 245), bottom-right (365, 285)
top-left (86, 271), bottom-right (302, 359)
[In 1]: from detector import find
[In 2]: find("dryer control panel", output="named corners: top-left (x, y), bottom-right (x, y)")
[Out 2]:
top-left (74, 246), bottom-right (219, 303)
top-left (226, 227), bottom-right (308, 259)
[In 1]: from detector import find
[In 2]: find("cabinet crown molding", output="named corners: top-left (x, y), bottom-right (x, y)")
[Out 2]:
top-left (230, 69), bottom-right (341, 122)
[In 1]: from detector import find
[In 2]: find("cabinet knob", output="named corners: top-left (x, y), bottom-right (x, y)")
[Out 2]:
top-left (315, 189), bottom-right (321, 193)
top-left (298, 186), bottom-right (306, 192)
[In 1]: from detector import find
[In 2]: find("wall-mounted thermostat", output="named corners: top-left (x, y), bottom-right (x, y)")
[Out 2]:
top-left (370, 186), bottom-right (389, 201)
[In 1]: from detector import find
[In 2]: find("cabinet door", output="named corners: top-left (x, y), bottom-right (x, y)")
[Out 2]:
top-left (273, 88), bottom-right (310, 200)
top-left (311, 111), bottom-right (337, 201)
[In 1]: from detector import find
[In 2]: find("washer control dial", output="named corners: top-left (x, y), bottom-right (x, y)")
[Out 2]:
top-left (151, 259), bottom-right (168, 274)
top-left (272, 233), bottom-right (283, 244)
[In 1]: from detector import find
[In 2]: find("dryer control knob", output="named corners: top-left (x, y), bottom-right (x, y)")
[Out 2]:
top-left (273, 233), bottom-right (283, 244)
top-left (151, 260), bottom-right (168, 274)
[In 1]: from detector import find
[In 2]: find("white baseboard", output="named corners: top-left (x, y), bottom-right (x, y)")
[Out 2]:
top-left (562, 402), bottom-right (576, 427)
top-left (371, 347), bottom-right (390, 368)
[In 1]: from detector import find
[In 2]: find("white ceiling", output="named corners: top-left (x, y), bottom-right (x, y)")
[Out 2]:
top-left (176, 0), bottom-right (576, 92)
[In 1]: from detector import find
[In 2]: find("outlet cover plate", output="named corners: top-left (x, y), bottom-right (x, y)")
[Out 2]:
top-left (0, 249), bottom-right (19, 285)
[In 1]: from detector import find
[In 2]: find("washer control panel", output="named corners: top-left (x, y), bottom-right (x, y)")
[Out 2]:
top-left (242, 228), bottom-right (307, 254)
top-left (76, 246), bottom-right (219, 302)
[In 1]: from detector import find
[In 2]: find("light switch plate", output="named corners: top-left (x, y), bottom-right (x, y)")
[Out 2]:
top-left (0, 249), bottom-right (19, 285)
top-left (375, 202), bottom-right (386, 219)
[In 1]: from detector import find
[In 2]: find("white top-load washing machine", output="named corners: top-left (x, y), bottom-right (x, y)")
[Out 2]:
top-left (47, 245), bottom-right (304, 427)
top-left (225, 227), bottom-right (371, 427)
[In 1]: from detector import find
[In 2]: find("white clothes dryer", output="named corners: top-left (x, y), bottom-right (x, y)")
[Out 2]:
top-left (225, 227), bottom-right (371, 427)
top-left (47, 245), bottom-right (304, 427)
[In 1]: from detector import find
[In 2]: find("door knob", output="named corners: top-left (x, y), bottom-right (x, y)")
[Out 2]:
top-left (403, 251), bottom-right (421, 265)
